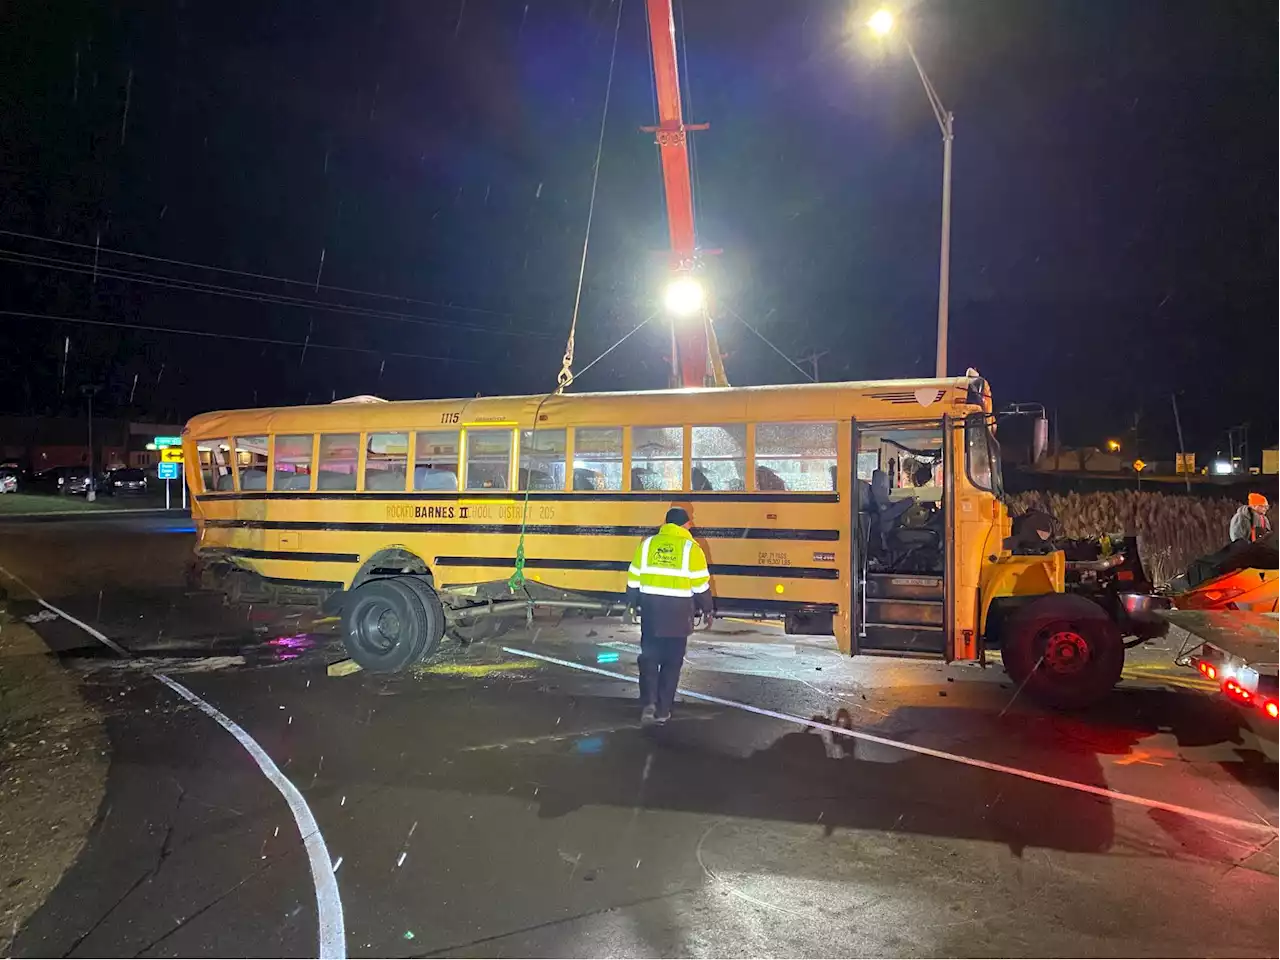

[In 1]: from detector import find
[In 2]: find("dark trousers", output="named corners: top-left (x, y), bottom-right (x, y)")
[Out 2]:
top-left (638, 634), bottom-right (688, 716)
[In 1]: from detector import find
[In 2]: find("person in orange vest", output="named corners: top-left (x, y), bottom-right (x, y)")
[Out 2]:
top-left (1229, 493), bottom-right (1271, 542)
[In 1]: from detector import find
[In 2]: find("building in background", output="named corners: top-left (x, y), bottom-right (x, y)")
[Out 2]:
top-left (0, 416), bottom-right (182, 473)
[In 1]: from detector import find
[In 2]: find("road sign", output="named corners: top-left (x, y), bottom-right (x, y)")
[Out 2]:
top-left (154, 435), bottom-right (181, 448)
top-left (161, 447), bottom-right (184, 463)
top-left (1176, 452), bottom-right (1195, 474)
top-left (158, 462), bottom-right (181, 480)
top-left (1132, 458), bottom-right (1147, 473)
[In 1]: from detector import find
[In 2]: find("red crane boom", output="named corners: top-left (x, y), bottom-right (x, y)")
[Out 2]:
top-left (642, 0), bottom-right (724, 389)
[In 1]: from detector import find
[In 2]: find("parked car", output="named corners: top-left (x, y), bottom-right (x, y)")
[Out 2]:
top-left (0, 466), bottom-right (18, 494)
top-left (34, 465), bottom-right (94, 496)
top-left (104, 467), bottom-right (149, 495)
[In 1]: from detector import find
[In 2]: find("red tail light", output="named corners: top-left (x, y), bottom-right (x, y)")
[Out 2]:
top-left (1197, 661), bottom-right (1217, 681)
top-left (1263, 700), bottom-right (1279, 720)
top-left (1222, 679), bottom-right (1254, 705)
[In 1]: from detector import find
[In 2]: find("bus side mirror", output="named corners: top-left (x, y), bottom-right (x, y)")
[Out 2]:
top-left (1032, 417), bottom-right (1049, 463)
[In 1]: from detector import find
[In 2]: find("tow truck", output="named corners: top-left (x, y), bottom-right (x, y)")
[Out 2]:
top-left (1164, 534), bottom-right (1279, 729)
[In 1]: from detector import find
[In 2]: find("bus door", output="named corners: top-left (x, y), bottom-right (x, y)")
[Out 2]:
top-left (851, 418), bottom-right (949, 659)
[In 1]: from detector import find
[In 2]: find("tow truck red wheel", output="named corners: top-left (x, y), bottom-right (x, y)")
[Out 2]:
top-left (1002, 594), bottom-right (1124, 710)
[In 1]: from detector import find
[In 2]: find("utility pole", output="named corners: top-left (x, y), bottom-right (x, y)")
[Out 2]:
top-left (80, 384), bottom-right (101, 501)
top-left (1171, 393), bottom-right (1190, 493)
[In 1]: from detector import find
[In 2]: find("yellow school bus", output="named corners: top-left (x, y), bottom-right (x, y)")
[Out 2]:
top-left (183, 373), bottom-right (1147, 708)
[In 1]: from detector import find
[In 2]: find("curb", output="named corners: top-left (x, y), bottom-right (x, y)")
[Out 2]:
top-left (0, 507), bottom-right (191, 523)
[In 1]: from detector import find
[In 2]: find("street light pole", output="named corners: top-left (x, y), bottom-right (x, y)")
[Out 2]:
top-left (80, 384), bottom-right (101, 502)
top-left (901, 35), bottom-right (954, 380)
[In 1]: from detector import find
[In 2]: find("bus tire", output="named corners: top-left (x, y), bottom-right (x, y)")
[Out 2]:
top-left (391, 576), bottom-right (447, 661)
top-left (341, 578), bottom-right (432, 672)
top-left (1001, 594), bottom-right (1123, 711)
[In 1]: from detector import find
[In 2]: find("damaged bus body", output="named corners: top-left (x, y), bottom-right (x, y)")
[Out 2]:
top-left (183, 373), bottom-right (1165, 708)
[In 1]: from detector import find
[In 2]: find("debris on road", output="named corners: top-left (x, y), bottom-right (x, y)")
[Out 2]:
top-left (327, 658), bottom-right (363, 677)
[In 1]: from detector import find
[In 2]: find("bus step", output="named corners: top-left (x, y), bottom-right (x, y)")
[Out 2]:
top-left (859, 623), bottom-right (946, 656)
top-left (866, 597), bottom-right (943, 628)
top-left (865, 573), bottom-right (943, 602)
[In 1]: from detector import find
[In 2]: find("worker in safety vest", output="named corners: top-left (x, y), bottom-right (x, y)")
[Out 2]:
top-left (1230, 492), bottom-right (1272, 543)
top-left (625, 507), bottom-right (713, 725)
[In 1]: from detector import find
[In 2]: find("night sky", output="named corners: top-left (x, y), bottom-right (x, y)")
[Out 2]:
top-left (0, 0), bottom-right (1274, 462)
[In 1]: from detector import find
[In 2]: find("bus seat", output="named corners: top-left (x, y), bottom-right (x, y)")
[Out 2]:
top-left (274, 472), bottom-right (311, 490)
top-left (215, 473), bottom-right (235, 491)
top-left (414, 467), bottom-right (458, 490)
top-left (869, 469), bottom-right (913, 553)
top-left (756, 466), bottom-right (787, 491)
top-left (573, 468), bottom-right (604, 491)
top-left (317, 470), bottom-right (356, 491)
top-left (366, 469), bottom-right (407, 491)
top-left (240, 468), bottom-right (268, 490)
top-left (855, 478), bottom-right (874, 512)
top-left (518, 468), bottom-right (557, 491)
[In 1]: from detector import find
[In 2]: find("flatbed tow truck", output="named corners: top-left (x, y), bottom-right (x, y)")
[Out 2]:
top-left (1163, 535), bottom-right (1278, 732)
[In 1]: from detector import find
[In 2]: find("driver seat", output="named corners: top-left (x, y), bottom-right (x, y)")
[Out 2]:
top-left (868, 470), bottom-right (914, 553)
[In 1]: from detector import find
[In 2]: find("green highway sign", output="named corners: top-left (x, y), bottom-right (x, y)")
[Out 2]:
top-left (154, 435), bottom-right (181, 448)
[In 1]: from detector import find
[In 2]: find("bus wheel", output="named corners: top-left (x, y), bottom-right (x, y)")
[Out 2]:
top-left (341, 578), bottom-right (435, 672)
top-left (390, 576), bottom-right (446, 662)
top-left (1001, 594), bottom-right (1123, 711)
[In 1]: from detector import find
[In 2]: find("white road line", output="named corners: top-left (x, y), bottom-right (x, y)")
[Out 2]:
top-left (151, 674), bottom-right (345, 957)
top-left (502, 645), bottom-right (1279, 837)
top-left (33, 598), bottom-right (132, 657)
top-left (0, 566), bottom-right (347, 959)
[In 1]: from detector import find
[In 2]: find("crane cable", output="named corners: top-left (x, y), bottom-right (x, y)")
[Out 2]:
top-left (556, 0), bottom-right (625, 393)
top-left (511, 0), bottom-right (626, 595)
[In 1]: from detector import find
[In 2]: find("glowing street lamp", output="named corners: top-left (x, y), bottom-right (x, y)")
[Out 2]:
top-left (663, 275), bottom-right (705, 317)
top-left (1106, 439), bottom-right (1121, 452)
top-left (867, 7), bottom-right (954, 379)
top-left (868, 8), bottom-right (895, 36)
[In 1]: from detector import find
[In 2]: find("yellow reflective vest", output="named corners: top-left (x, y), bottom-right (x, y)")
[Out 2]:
top-left (625, 523), bottom-right (712, 636)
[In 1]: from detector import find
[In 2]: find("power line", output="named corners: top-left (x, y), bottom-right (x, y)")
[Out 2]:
top-left (721, 307), bottom-right (815, 382)
top-left (0, 249), bottom-right (554, 339)
top-left (0, 227), bottom-right (537, 321)
top-left (0, 308), bottom-right (485, 365)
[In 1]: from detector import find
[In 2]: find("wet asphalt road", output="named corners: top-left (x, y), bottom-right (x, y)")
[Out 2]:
top-left (1, 515), bottom-right (1277, 958)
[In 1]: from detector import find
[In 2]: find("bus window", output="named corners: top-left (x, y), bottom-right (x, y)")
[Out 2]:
top-left (966, 415), bottom-right (1001, 494)
top-left (365, 432), bottom-right (409, 492)
top-left (198, 440), bottom-right (233, 492)
top-left (755, 422), bottom-right (836, 492)
top-left (466, 429), bottom-right (512, 491)
top-left (414, 431), bottom-right (460, 491)
top-left (631, 427), bottom-right (683, 491)
top-left (859, 428), bottom-right (943, 503)
top-left (692, 425), bottom-right (746, 491)
top-left (274, 435), bottom-right (314, 491)
top-left (519, 429), bottom-right (566, 491)
top-left (573, 427), bottom-right (622, 491)
top-left (317, 434), bottom-right (359, 491)
top-left (235, 436), bottom-right (269, 491)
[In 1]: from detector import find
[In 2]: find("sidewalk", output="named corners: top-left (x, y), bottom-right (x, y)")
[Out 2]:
top-left (0, 593), bottom-right (109, 952)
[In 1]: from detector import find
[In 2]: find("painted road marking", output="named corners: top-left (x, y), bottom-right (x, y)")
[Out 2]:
top-left (0, 566), bottom-right (347, 959)
top-left (1122, 668), bottom-right (1217, 691)
top-left (152, 674), bottom-right (346, 958)
top-left (503, 645), bottom-right (1279, 838)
